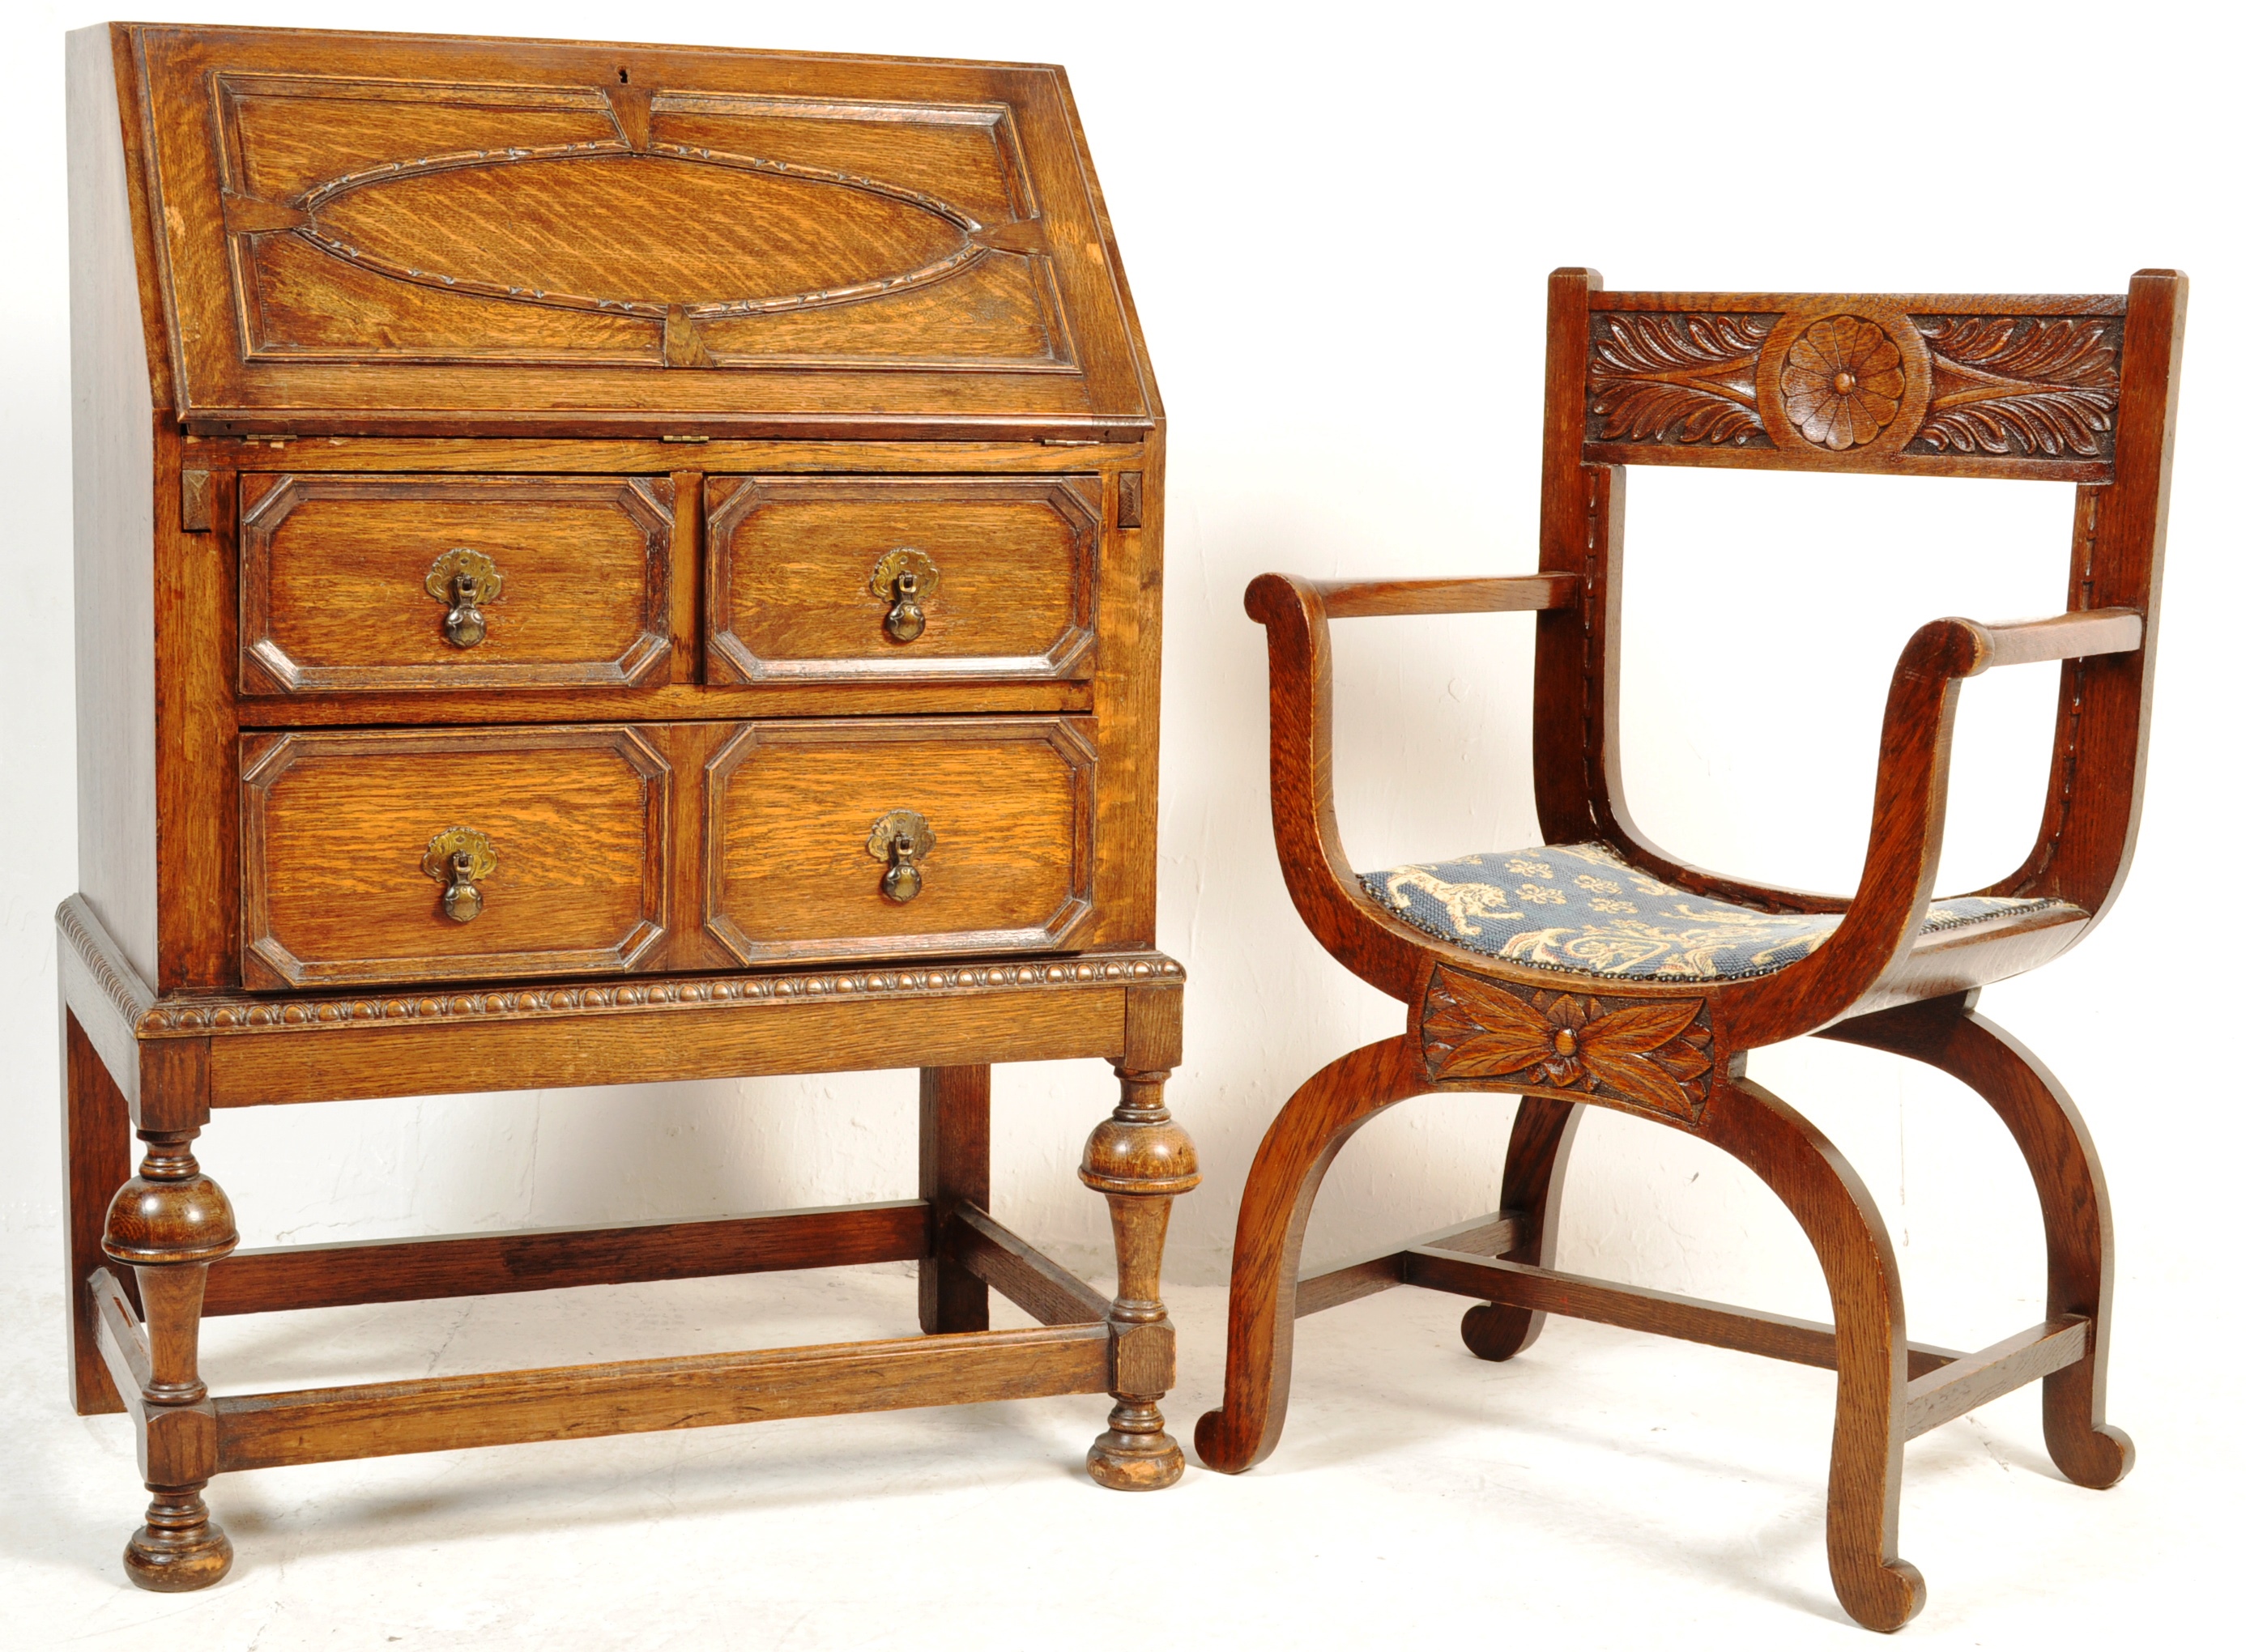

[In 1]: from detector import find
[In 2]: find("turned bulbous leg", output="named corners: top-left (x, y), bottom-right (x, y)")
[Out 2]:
top-left (103, 1127), bottom-right (237, 1591)
top-left (1080, 1064), bottom-right (1198, 1491)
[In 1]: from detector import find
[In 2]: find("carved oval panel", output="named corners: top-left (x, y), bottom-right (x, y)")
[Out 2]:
top-left (305, 149), bottom-right (978, 317)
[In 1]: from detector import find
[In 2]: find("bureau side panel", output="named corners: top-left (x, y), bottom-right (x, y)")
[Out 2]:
top-left (1084, 428), bottom-right (1161, 949)
top-left (67, 25), bottom-right (160, 983)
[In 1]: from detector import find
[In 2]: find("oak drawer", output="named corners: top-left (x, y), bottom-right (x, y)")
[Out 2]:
top-left (703, 717), bottom-right (1095, 964)
top-left (705, 476), bottom-right (1099, 683)
top-left (240, 475), bottom-right (673, 695)
top-left (241, 727), bottom-right (669, 989)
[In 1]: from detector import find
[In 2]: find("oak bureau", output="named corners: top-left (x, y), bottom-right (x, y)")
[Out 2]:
top-left (61, 21), bottom-right (1191, 1590)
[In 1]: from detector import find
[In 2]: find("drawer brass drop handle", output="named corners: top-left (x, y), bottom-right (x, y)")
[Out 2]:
top-left (867, 809), bottom-right (935, 902)
top-left (422, 827), bottom-right (497, 923)
top-left (869, 548), bottom-right (940, 644)
top-left (425, 548), bottom-right (503, 649)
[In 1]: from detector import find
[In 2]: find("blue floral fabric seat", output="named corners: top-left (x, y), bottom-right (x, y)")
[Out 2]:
top-left (1362, 842), bottom-right (2075, 983)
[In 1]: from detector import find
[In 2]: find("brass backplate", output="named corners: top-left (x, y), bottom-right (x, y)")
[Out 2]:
top-left (865, 809), bottom-right (935, 863)
top-left (421, 825), bottom-right (498, 884)
top-left (868, 547), bottom-right (940, 604)
top-left (425, 547), bottom-right (503, 606)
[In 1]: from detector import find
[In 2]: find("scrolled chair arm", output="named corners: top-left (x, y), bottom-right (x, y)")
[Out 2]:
top-left (1728, 607), bottom-right (2142, 1043)
top-left (1243, 572), bottom-right (1575, 1002)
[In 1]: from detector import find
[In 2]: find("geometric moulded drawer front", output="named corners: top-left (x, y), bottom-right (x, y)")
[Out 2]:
top-left (239, 475), bottom-right (674, 694)
top-left (704, 716), bottom-right (1095, 965)
top-left (705, 475), bottom-right (1099, 683)
top-left (240, 726), bottom-right (670, 989)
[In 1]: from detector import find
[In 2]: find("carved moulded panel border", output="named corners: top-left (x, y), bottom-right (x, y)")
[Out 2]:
top-left (1420, 966), bottom-right (1715, 1126)
top-left (1585, 304), bottom-right (2123, 466)
top-left (209, 75), bottom-right (1075, 372)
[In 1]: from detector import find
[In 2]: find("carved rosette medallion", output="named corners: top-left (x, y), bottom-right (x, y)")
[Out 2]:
top-left (1779, 316), bottom-right (1906, 450)
top-left (1420, 967), bottom-right (1715, 1126)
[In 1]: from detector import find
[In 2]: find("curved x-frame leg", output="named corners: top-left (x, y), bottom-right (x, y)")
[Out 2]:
top-left (1194, 1037), bottom-right (1428, 1475)
top-left (1702, 1076), bottom-right (1924, 1632)
top-left (1199, 1041), bottom-right (1924, 1631)
top-left (1461, 1096), bottom-right (1583, 1361)
top-left (1826, 991), bottom-right (2133, 1490)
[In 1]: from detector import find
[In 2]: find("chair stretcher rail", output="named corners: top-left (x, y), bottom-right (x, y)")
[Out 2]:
top-left (1296, 1211), bottom-right (1522, 1318)
top-left (1398, 1246), bottom-right (1967, 1378)
top-left (1902, 1317), bottom-right (2087, 1438)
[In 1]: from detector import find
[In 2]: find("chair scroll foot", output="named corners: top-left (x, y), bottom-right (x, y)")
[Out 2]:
top-left (104, 1126), bottom-right (237, 1592)
top-left (1706, 1079), bottom-right (1923, 1633)
top-left (1081, 1062), bottom-right (1199, 1492)
top-left (1461, 1095), bottom-right (1583, 1363)
top-left (1824, 995), bottom-right (2134, 1493)
top-left (123, 1484), bottom-right (233, 1593)
top-left (1837, 1559), bottom-right (1928, 1637)
top-left (1196, 1037), bottom-right (1428, 1474)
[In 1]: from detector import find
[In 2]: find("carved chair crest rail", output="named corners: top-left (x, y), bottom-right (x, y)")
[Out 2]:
top-left (1197, 266), bottom-right (2182, 1632)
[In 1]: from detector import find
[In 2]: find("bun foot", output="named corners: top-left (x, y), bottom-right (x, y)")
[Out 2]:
top-left (1086, 1399), bottom-right (1184, 1490)
top-left (123, 1486), bottom-right (233, 1592)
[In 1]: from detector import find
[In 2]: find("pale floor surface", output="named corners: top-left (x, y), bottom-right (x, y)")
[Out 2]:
top-left (2, 1263), bottom-right (2232, 1651)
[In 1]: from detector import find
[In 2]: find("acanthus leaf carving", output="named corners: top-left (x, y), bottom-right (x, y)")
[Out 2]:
top-left (1421, 966), bottom-right (1714, 1125)
top-left (1587, 313), bottom-right (1776, 446)
top-left (1909, 316), bottom-right (2120, 458)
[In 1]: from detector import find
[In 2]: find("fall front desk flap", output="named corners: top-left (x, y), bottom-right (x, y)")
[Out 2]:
top-left (112, 23), bottom-right (1157, 433)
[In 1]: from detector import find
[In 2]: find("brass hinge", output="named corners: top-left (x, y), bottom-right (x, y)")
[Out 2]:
top-left (661, 434), bottom-right (711, 444)
top-left (1040, 436), bottom-right (1102, 446)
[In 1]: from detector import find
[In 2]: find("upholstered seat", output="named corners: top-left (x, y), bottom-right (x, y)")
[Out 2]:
top-left (1362, 841), bottom-right (2074, 981)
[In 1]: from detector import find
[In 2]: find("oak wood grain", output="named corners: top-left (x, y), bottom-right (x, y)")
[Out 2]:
top-left (1213, 264), bottom-right (2177, 1628)
top-left (918, 1067), bottom-right (991, 1333)
top-left (238, 474), bottom-right (673, 694)
top-left (213, 1323), bottom-right (1114, 1471)
top-left (1902, 1318), bottom-right (2086, 1440)
top-left (702, 717), bottom-right (1096, 964)
top-left (127, 24), bottom-right (1157, 434)
top-left (203, 1201), bottom-right (930, 1316)
top-left (69, 18), bottom-right (1183, 1588)
top-left (949, 1203), bottom-right (1110, 1326)
top-left (239, 726), bottom-right (671, 988)
top-left (705, 475), bottom-right (1098, 683)
top-left (1293, 1210), bottom-right (1519, 1318)
top-left (1404, 1249), bottom-right (1961, 1379)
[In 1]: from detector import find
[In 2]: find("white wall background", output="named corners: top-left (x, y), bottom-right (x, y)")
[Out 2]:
top-left (2, 0), bottom-right (2238, 1382)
